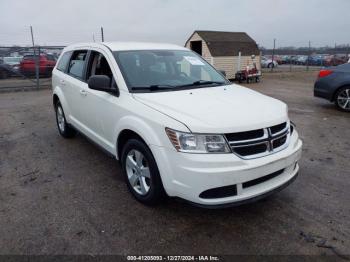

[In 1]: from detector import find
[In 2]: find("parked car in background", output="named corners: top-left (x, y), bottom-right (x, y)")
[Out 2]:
top-left (52, 42), bottom-right (302, 207)
top-left (323, 54), bottom-right (348, 67)
top-left (2, 56), bottom-right (23, 73)
top-left (261, 57), bottom-right (278, 68)
top-left (296, 55), bottom-right (308, 65)
top-left (306, 55), bottom-right (324, 66)
top-left (280, 55), bottom-right (291, 64)
top-left (0, 59), bottom-right (17, 79)
top-left (20, 53), bottom-right (57, 77)
top-left (314, 63), bottom-right (350, 111)
top-left (289, 55), bottom-right (298, 65)
top-left (0, 60), bottom-right (9, 79)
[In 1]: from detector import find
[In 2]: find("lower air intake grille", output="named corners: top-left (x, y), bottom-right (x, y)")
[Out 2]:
top-left (199, 185), bottom-right (237, 199)
top-left (243, 169), bottom-right (285, 189)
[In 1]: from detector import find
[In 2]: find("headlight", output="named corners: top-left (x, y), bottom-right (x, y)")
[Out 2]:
top-left (165, 128), bottom-right (231, 153)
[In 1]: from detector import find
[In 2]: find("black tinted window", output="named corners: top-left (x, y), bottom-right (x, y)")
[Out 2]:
top-left (57, 52), bottom-right (71, 72)
top-left (68, 50), bottom-right (88, 79)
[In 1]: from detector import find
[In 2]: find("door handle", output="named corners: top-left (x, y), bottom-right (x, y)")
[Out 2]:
top-left (60, 79), bottom-right (66, 86)
top-left (80, 89), bottom-right (87, 96)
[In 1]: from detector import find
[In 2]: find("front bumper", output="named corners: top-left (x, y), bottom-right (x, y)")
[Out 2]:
top-left (151, 130), bottom-right (302, 206)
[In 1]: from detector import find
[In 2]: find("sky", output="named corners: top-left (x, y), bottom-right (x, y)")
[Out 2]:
top-left (0, 0), bottom-right (349, 48)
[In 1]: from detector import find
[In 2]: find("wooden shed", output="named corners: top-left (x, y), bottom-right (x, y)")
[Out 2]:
top-left (185, 30), bottom-right (261, 79)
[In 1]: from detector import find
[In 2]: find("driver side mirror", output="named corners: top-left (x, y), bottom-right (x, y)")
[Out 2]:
top-left (88, 75), bottom-right (119, 96)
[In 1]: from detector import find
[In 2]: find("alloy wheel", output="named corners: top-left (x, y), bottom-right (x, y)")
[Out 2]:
top-left (337, 88), bottom-right (350, 110)
top-left (125, 149), bottom-right (151, 195)
top-left (56, 106), bottom-right (65, 132)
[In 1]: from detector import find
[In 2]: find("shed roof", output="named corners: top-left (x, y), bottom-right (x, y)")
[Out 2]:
top-left (187, 31), bottom-right (260, 56)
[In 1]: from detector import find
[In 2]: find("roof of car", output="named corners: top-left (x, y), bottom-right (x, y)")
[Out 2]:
top-left (64, 42), bottom-right (188, 52)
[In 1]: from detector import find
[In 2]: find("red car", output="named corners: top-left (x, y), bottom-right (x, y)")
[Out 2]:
top-left (323, 54), bottom-right (348, 67)
top-left (20, 54), bottom-right (57, 77)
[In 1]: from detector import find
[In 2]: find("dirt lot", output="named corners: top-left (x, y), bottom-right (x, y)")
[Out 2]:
top-left (0, 71), bottom-right (349, 258)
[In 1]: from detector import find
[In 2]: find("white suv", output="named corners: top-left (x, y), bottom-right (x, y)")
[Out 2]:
top-left (52, 42), bottom-right (302, 208)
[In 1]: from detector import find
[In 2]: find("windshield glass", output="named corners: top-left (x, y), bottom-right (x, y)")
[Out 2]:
top-left (113, 50), bottom-right (228, 91)
top-left (3, 57), bottom-right (22, 64)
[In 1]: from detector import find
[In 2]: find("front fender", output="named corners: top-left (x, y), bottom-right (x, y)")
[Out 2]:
top-left (114, 115), bottom-right (166, 159)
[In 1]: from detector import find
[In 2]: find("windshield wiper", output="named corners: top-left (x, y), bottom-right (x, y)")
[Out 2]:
top-left (131, 84), bottom-right (175, 91)
top-left (179, 80), bottom-right (226, 87)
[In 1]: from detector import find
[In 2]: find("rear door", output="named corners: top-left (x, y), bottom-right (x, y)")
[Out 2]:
top-left (64, 50), bottom-right (90, 132)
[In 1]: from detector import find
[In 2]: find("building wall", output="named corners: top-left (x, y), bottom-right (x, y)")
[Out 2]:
top-left (213, 55), bottom-right (261, 79)
top-left (185, 32), bottom-right (212, 64)
top-left (186, 32), bottom-right (261, 79)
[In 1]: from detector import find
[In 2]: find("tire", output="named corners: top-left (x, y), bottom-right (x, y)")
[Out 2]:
top-left (268, 63), bottom-right (274, 68)
top-left (0, 69), bottom-right (8, 79)
top-left (55, 101), bottom-right (77, 138)
top-left (121, 138), bottom-right (166, 205)
top-left (335, 86), bottom-right (350, 112)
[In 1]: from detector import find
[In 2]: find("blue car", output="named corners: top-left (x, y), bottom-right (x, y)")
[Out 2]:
top-left (314, 63), bottom-right (350, 111)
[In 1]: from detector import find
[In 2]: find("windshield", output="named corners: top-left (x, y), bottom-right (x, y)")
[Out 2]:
top-left (3, 57), bottom-right (22, 64)
top-left (113, 50), bottom-right (228, 91)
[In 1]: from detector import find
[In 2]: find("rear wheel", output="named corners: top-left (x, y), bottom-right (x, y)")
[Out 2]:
top-left (55, 101), bottom-right (76, 138)
top-left (121, 139), bottom-right (165, 205)
top-left (335, 87), bottom-right (350, 112)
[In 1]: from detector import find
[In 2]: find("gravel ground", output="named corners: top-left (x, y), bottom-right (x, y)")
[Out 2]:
top-left (0, 71), bottom-right (349, 259)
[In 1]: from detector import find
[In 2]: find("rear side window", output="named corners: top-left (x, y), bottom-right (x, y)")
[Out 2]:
top-left (56, 52), bottom-right (72, 72)
top-left (67, 50), bottom-right (88, 79)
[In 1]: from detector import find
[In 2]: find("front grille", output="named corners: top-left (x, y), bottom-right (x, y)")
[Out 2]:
top-left (234, 143), bottom-right (268, 156)
top-left (226, 122), bottom-right (290, 159)
top-left (270, 122), bottom-right (287, 135)
top-left (225, 129), bottom-right (264, 141)
top-left (272, 135), bottom-right (288, 149)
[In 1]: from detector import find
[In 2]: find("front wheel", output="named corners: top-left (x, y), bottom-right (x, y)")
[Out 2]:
top-left (335, 87), bottom-right (350, 112)
top-left (121, 139), bottom-right (166, 205)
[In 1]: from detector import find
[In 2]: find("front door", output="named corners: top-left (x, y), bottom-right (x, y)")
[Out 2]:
top-left (82, 50), bottom-right (119, 152)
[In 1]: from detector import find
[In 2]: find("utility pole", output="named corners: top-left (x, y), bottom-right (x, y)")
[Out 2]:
top-left (30, 26), bottom-right (39, 89)
top-left (271, 38), bottom-right (276, 72)
top-left (93, 33), bottom-right (95, 42)
top-left (307, 41), bottom-right (311, 71)
top-left (101, 27), bottom-right (104, 42)
top-left (30, 26), bottom-right (35, 46)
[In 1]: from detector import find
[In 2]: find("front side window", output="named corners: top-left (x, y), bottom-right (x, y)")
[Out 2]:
top-left (68, 50), bottom-right (88, 79)
top-left (114, 50), bottom-right (228, 92)
top-left (86, 51), bottom-right (113, 80)
top-left (56, 51), bottom-right (72, 72)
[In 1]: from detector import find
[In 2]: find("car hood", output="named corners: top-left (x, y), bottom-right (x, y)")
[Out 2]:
top-left (133, 84), bottom-right (288, 133)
